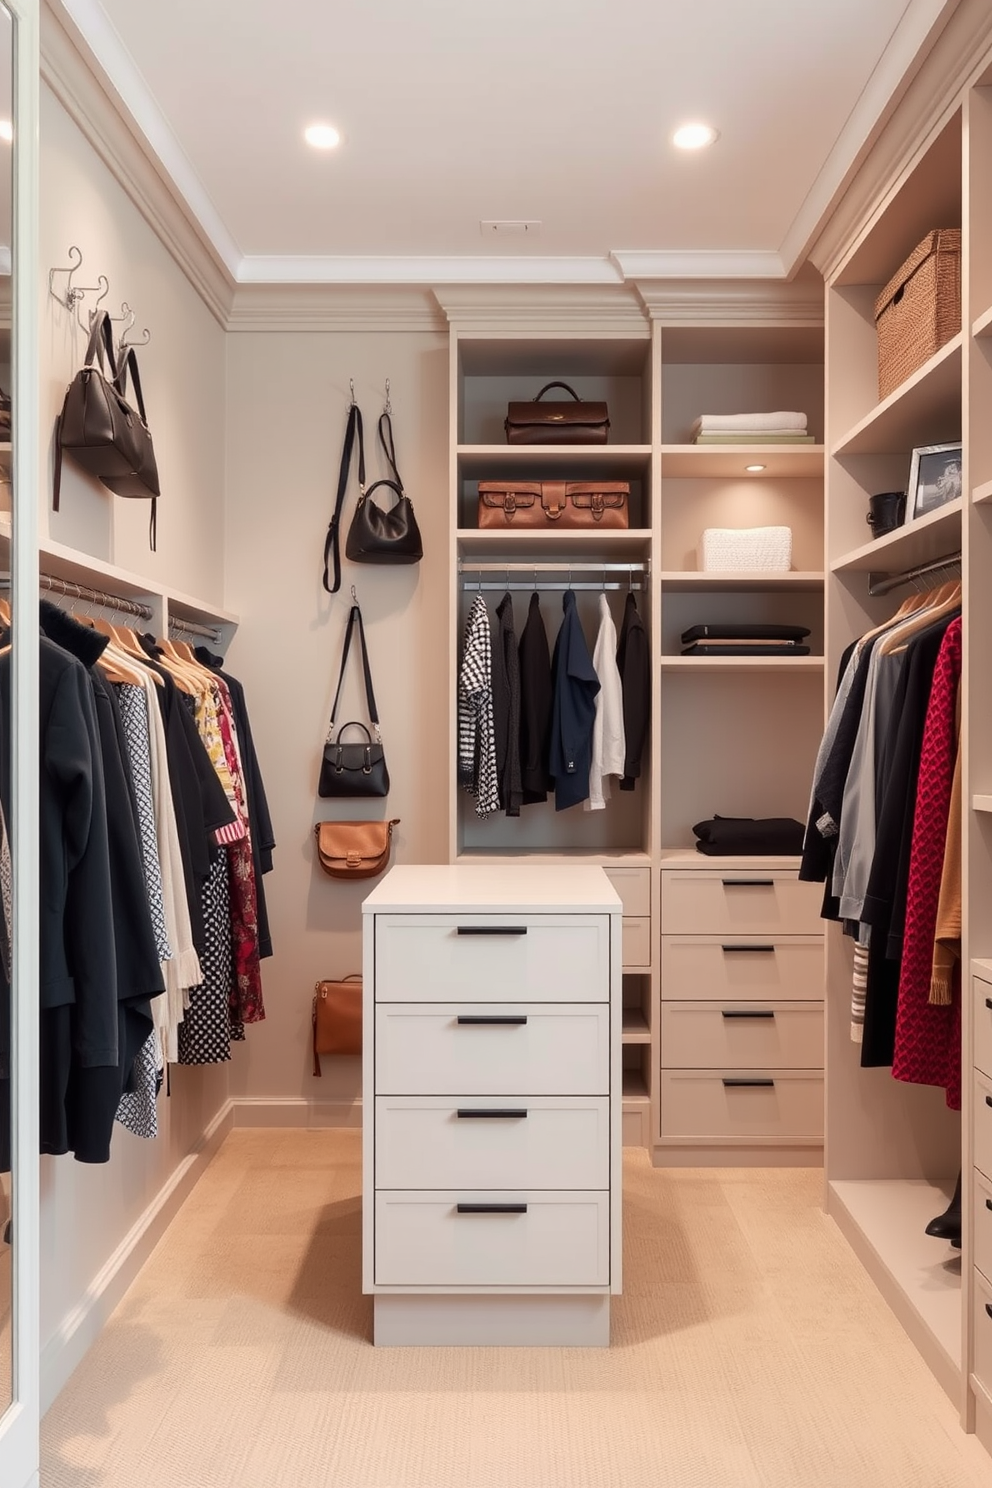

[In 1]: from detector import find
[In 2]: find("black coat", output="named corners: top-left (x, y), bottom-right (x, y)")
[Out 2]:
top-left (616, 593), bottom-right (649, 791)
top-left (491, 595), bottom-right (522, 818)
top-left (518, 593), bottom-right (553, 804)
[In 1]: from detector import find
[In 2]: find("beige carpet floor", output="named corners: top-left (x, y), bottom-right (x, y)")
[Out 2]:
top-left (38, 1130), bottom-right (992, 1488)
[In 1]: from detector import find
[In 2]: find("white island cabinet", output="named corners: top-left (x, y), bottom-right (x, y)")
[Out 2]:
top-left (362, 864), bottom-right (622, 1346)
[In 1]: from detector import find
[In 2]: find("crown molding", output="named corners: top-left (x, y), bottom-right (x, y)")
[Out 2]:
top-left (778, 0), bottom-right (959, 275)
top-left (809, 0), bottom-right (992, 283)
top-left (41, 1), bottom-right (237, 325)
top-left (633, 277), bottom-right (823, 325)
top-left (227, 283), bottom-right (446, 334)
top-left (432, 283), bottom-right (648, 335)
top-left (611, 249), bottom-right (785, 281)
top-left (237, 254), bottom-right (625, 287)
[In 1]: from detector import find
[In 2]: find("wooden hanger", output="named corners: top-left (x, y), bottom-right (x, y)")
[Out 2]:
top-left (84, 615), bottom-right (164, 687)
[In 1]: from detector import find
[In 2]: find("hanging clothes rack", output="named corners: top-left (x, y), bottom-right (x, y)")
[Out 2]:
top-left (29, 572), bottom-right (153, 621)
top-left (868, 550), bottom-right (961, 598)
top-left (168, 614), bottom-right (221, 643)
top-left (458, 560), bottom-right (649, 592)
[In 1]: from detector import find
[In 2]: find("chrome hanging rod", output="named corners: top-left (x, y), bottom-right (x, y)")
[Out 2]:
top-left (38, 573), bottom-right (152, 620)
top-left (168, 614), bottom-right (222, 642)
top-left (464, 580), bottom-right (645, 591)
top-left (458, 561), bottom-right (649, 574)
top-left (868, 549), bottom-right (961, 598)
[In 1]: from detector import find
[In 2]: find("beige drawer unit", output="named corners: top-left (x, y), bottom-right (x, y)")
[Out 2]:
top-left (374, 1190), bottom-right (611, 1287)
top-left (661, 936), bottom-right (824, 1002)
top-left (976, 1167), bottom-right (992, 1288)
top-left (622, 917), bottom-right (651, 970)
top-left (976, 974), bottom-right (992, 1081)
top-left (374, 1096), bottom-right (610, 1191)
top-left (661, 870), bottom-right (822, 937)
top-left (659, 1070), bottom-right (824, 1141)
top-left (977, 1069), bottom-right (992, 1182)
top-left (374, 913), bottom-right (609, 1004)
top-left (375, 1003), bottom-right (610, 1096)
top-left (974, 1267), bottom-right (992, 1398)
top-left (602, 866), bottom-right (651, 917)
top-left (660, 1002), bottom-right (824, 1070)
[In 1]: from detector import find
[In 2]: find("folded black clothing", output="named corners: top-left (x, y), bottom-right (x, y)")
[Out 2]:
top-left (681, 644), bottom-right (811, 656)
top-left (692, 815), bottom-right (806, 855)
top-left (681, 622), bottom-right (811, 644)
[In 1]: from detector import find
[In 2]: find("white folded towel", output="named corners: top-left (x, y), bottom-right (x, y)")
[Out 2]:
top-left (692, 411), bottom-right (808, 434)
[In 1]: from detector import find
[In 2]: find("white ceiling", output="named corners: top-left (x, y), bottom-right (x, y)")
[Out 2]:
top-left (57, 0), bottom-right (956, 285)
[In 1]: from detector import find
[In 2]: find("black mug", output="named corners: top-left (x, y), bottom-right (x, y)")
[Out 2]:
top-left (867, 491), bottom-right (906, 538)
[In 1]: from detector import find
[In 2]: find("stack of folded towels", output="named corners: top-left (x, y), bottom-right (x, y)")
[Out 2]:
top-left (691, 411), bottom-right (813, 444)
top-left (681, 622), bottom-right (811, 657)
top-left (693, 816), bottom-right (806, 856)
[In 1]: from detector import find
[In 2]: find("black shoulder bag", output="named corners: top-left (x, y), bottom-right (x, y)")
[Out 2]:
top-left (318, 601), bottom-right (389, 798)
top-left (345, 405), bottom-right (423, 565)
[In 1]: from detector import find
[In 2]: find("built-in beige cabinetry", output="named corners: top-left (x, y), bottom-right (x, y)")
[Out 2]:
top-left (444, 314), bottom-right (827, 1158)
top-left (811, 46), bottom-right (992, 1455)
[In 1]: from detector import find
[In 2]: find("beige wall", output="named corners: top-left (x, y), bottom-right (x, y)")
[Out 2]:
top-left (37, 86), bottom-right (231, 1386)
top-left (223, 330), bottom-right (450, 1115)
top-left (40, 85), bottom-right (226, 603)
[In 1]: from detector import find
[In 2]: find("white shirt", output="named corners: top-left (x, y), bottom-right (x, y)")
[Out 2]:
top-left (586, 595), bottom-right (626, 811)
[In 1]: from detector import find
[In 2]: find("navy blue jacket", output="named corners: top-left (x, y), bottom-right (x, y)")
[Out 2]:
top-left (549, 592), bottom-right (600, 811)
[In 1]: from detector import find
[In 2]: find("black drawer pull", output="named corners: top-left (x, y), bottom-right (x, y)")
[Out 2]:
top-left (723, 1078), bottom-right (775, 1088)
top-left (456, 1015), bottom-right (528, 1026)
top-left (721, 879), bottom-right (774, 888)
top-left (722, 944), bottom-right (776, 954)
top-left (986, 1198), bottom-right (992, 1212)
top-left (456, 1203), bottom-right (528, 1215)
top-left (457, 925), bottom-right (527, 936)
top-left (456, 1108), bottom-right (528, 1119)
top-left (986, 1096), bottom-right (992, 1109)
top-left (721, 1010), bottom-right (775, 1020)
top-left (986, 1303), bottom-right (992, 1321)
top-left (986, 998), bottom-right (992, 1010)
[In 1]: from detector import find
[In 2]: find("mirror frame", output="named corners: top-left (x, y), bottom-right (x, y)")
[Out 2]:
top-left (0, 0), bottom-right (40, 1483)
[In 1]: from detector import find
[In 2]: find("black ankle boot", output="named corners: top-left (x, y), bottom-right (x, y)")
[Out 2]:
top-left (925, 1170), bottom-right (961, 1246)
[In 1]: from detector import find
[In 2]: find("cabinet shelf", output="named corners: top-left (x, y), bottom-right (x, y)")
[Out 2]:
top-left (661, 655), bottom-right (824, 674)
top-left (660, 570), bottom-right (824, 592)
top-left (456, 528), bottom-right (652, 561)
top-left (830, 497), bottom-right (962, 574)
top-left (622, 1010), bottom-right (652, 1044)
top-left (457, 445), bottom-right (652, 480)
top-left (660, 444), bottom-right (824, 479)
top-left (974, 796), bottom-right (992, 814)
top-left (622, 1070), bottom-right (650, 1101)
top-left (974, 479), bottom-right (992, 506)
top-left (974, 303), bottom-right (992, 340)
top-left (831, 334), bottom-right (962, 457)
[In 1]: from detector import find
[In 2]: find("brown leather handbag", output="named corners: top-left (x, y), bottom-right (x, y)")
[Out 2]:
top-left (314, 818), bottom-right (400, 879)
top-left (504, 382), bottom-right (609, 444)
top-left (312, 974), bottom-right (362, 1072)
top-left (478, 480), bottom-right (629, 529)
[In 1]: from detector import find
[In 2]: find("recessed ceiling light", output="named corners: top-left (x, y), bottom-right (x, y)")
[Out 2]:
top-left (745, 464), bottom-right (766, 473)
top-left (673, 122), bottom-right (719, 150)
top-left (304, 122), bottom-right (341, 150)
top-left (0, 121), bottom-right (12, 143)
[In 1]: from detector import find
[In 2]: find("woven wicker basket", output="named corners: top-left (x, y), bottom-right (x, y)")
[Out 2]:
top-left (698, 526), bottom-right (793, 573)
top-left (874, 228), bottom-right (961, 402)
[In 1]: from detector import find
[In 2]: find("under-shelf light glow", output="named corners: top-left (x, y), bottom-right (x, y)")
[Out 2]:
top-left (0, 121), bottom-right (12, 143)
top-left (745, 464), bottom-right (766, 473)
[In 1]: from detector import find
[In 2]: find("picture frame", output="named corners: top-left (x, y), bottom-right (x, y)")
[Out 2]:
top-left (907, 442), bottom-right (963, 522)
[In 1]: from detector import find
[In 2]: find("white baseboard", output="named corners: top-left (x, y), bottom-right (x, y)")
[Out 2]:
top-left (40, 1098), bottom-right (235, 1414)
top-left (231, 1097), bottom-right (362, 1129)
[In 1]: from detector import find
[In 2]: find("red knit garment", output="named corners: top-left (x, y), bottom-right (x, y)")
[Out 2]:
top-left (892, 618), bottom-right (961, 1109)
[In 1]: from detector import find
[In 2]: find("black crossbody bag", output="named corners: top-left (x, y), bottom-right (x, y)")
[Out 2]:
top-left (318, 601), bottom-right (389, 798)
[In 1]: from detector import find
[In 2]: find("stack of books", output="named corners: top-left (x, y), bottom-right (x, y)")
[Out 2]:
top-left (691, 411), bottom-right (814, 445)
top-left (680, 623), bottom-right (811, 657)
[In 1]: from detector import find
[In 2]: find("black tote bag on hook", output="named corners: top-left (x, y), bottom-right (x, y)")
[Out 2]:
top-left (345, 408), bottom-right (423, 565)
top-left (318, 600), bottom-right (390, 798)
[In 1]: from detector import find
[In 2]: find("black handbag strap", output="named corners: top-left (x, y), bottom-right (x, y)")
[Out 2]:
top-left (535, 381), bottom-right (581, 402)
top-left (323, 402), bottom-right (366, 594)
top-left (115, 348), bottom-right (158, 552)
top-left (377, 411), bottom-right (403, 491)
top-left (363, 477), bottom-right (405, 509)
top-left (326, 603), bottom-right (380, 742)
